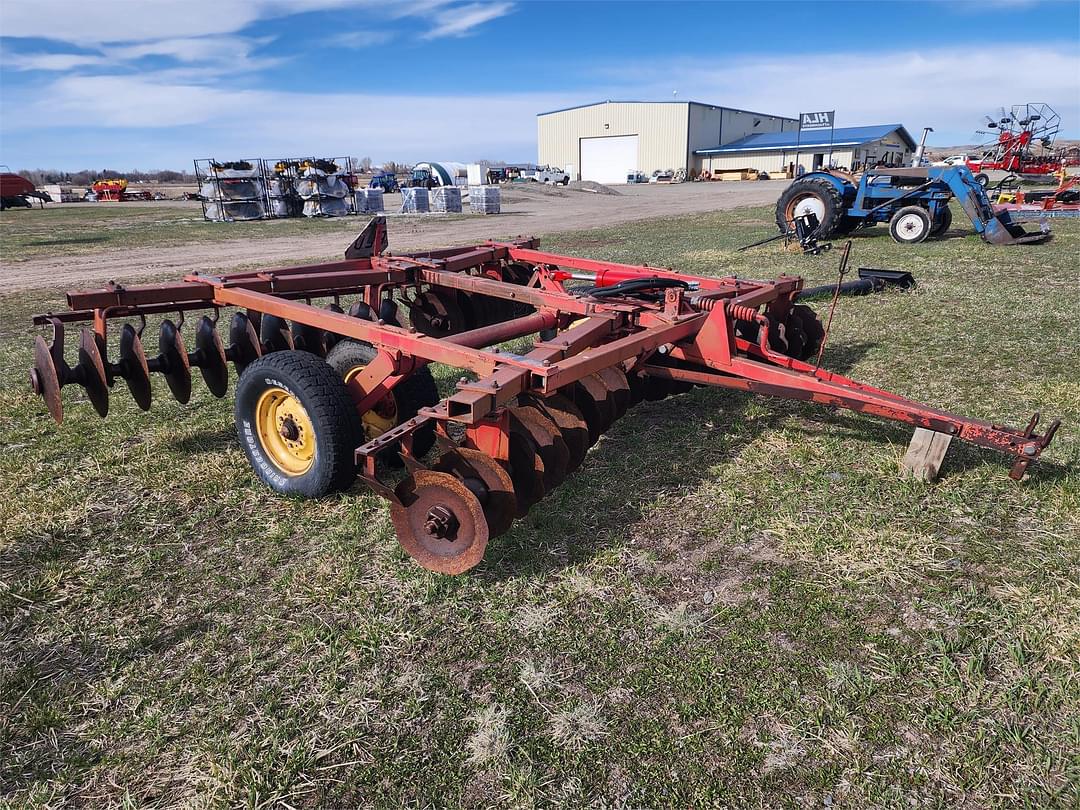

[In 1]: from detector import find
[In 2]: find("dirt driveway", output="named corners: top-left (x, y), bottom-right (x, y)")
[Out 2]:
top-left (1, 180), bottom-right (787, 292)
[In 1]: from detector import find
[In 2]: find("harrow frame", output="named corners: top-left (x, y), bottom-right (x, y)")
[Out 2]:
top-left (30, 218), bottom-right (1060, 573)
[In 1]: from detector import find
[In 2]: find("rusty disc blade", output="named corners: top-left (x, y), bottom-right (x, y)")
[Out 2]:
top-left (32, 335), bottom-right (64, 424)
top-left (510, 405), bottom-right (570, 492)
top-left (228, 311), bottom-right (262, 377)
top-left (432, 447), bottom-right (516, 538)
top-left (596, 366), bottom-right (631, 420)
top-left (291, 321), bottom-right (328, 357)
top-left (390, 470), bottom-right (489, 574)
top-left (158, 319), bottom-right (192, 404)
top-left (77, 328), bottom-right (109, 417)
top-left (504, 419), bottom-right (545, 517)
top-left (260, 314), bottom-right (294, 353)
top-left (119, 323), bottom-right (152, 411)
top-left (322, 303), bottom-right (345, 352)
top-left (195, 316), bottom-right (229, 398)
top-left (410, 289), bottom-right (469, 337)
top-left (574, 373), bottom-right (615, 440)
top-left (246, 309), bottom-right (263, 337)
top-left (523, 393), bottom-right (589, 474)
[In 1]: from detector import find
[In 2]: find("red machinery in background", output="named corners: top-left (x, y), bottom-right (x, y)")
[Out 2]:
top-left (28, 219), bottom-right (1060, 574)
top-left (0, 172), bottom-right (51, 209)
top-left (91, 178), bottom-right (127, 201)
top-left (967, 104), bottom-right (1063, 179)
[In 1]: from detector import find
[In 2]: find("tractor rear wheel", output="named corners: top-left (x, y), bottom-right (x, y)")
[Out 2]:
top-left (235, 350), bottom-right (360, 497)
top-left (888, 206), bottom-right (932, 244)
top-left (775, 178), bottom-right (846, 239)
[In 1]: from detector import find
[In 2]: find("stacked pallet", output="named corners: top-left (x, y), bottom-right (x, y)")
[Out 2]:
top-left (354, 187), bottom-right (385, 213)
top-left (431, 186), bottom-right (462, 213)
top-left (469, 185), bottom-right (500, 214)
top-left (401, 187), bottom-right (430, 213)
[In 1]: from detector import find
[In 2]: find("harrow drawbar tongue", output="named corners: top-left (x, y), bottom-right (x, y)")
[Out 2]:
top-left (29, 217), bottom-right (1061, 574)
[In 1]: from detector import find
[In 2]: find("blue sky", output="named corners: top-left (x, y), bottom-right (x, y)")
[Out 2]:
top-left (1, 0), bottom-right (1078, 171)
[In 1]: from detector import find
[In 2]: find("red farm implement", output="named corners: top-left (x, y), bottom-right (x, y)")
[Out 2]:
top-left (29, 218), bottom-right (1060, 574)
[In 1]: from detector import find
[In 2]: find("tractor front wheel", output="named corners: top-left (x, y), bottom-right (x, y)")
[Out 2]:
top-left (235, 350), bottom-right (360, 497)
top-left (888, 206), bottom-right (932, 244)
top-left (775, 178), bottom-right (846, 239)
top-left (974, 173), bottom-right (990, 188)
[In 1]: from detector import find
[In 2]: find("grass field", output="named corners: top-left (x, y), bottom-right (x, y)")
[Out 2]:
top-left (2, 206), bottom-right (1078, 808)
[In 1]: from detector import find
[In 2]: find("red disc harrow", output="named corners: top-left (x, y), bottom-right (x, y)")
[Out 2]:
top-left (29, 218), bottom-right (1060, 574)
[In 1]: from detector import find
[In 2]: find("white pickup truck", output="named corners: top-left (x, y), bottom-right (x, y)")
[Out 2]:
top-left (528, 166), bottom-right (570, 185)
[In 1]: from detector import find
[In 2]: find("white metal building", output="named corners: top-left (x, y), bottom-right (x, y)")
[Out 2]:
top-left (695, 124), bottom-right (917, 175)
top-left (537, 100), bottom-right (798, 184)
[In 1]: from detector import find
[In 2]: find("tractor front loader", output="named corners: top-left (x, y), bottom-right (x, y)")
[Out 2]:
top-left (29, 218), bottom-right (1060, 574)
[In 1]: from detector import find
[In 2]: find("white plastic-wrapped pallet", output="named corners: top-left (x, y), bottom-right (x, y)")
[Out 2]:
top-left (431, 186), bottom-right (462, 213)
top-left (469, 185), bottom-right (500, 214)
top-left (401, 187), bottom-right (430, 213)
top-left (355, 187), bottom-right (385, 213)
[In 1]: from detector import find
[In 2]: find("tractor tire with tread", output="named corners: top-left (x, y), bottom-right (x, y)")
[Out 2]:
top-left (235, 350), bottom-right (360, 498)
top-left (775, 178), bottom-right (847, 239)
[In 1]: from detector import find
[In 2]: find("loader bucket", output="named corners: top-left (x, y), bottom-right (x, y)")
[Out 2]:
top-left (981, 212), bottom-right (1052, 245)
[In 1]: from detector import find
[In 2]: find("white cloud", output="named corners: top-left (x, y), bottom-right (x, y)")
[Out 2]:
top-left (3, 52), bottom-right (108, 71)
top-left (594, 45), bottom-right (1080, 144)
top-left (1, 72), bottom-right (580, 166)
top-left (0, 0), bottom-right (357, 44)
top-left (328, 30), bottom-right (397, 48)
top-left (422, 1), bottom-right (515, 38)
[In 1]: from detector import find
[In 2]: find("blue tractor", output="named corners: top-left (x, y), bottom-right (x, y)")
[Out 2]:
top-left (368, 171), bottom-right (400, 193)
top-left (775, 165), bottom-right (1050, 246)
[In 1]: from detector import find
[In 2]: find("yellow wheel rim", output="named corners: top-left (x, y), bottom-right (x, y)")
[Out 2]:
top-left (344, 365), bottom-right (399, 440)
top-left (255, 387), bottom-right (316, 475)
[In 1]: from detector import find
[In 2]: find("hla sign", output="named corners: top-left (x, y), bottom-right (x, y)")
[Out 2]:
top-left (800, 111), bottom-right (834, 129)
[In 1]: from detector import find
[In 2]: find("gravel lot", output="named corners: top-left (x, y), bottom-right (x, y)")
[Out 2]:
top-left (0, 180), bottom-right (787, 291)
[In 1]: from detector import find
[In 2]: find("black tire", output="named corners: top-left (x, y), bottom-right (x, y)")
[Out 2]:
top-left (325, 339), bottom-right (439, 462)
top-left (235, 350), bottom-right (360, 498)
top-left (561, 177), bottom-right (570, 186)
top-left (775, 178), bottom-right (846, 238)
top-left (974, 173), bottom-right (989, 188)
top-left (888, 205), bottom-right (932, 244)
top-left (929, 205), bottom-right (953, 238)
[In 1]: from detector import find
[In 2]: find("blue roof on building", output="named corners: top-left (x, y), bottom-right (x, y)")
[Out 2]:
top-left (537, 99), bottom-right (797, 121)
top-left (695, 124), bottom-right (916, 154)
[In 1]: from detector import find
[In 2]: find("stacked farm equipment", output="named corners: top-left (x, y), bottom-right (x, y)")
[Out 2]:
top-left (29, 218), bottom-right (1060, 574)
top-left (290, 158), bottom-right (353, 217)
top-left (195, 160), bottom-right (269, 221)
top-left (775, 165), bottom-right (1051, 245)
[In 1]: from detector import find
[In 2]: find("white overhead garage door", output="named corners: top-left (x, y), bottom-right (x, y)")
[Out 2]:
top-left (580, 135), bottom-right (639, 184)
